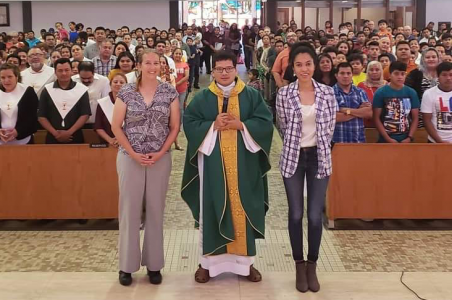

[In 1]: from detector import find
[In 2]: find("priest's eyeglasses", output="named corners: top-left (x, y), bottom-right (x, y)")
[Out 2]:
top-left (213, 67), bottom-right (235, 73)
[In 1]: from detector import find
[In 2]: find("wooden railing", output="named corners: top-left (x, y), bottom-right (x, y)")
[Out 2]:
top-left (0, 144), bottom-right (118, 219)
top-left (327, 143), bottom-right (452, 228)
top-left (0, 128), bottom-right (446, 222)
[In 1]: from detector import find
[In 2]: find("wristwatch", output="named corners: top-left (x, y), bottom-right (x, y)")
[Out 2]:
top-left (346, 109), bottom-right (351, 116)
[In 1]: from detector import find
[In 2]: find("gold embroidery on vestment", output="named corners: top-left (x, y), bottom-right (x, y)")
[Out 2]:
top-left (218, 93), bottom-right (247, 256)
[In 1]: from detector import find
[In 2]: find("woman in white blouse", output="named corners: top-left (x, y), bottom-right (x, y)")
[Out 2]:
top-left (276, 44), bottom-right (337, 294)
top-left (0, 64), bottom-right (39, 145)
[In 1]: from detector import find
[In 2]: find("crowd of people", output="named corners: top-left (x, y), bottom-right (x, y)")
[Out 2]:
top-left (2, 19), bottom-right (452, 145)
top-left (1, 17), bottom-right (452, 292)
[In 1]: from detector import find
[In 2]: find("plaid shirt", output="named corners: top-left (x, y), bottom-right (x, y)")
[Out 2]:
top-left (276, 79), bottom-right (338, 179)
top-left (332, 84), bottom-right (369, 143)
top-left (247, 79), bottom-right (264, 91)
top-left (93, 56), bottom-right (117, 77)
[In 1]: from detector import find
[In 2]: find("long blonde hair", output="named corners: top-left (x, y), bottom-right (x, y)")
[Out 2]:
top-left (365, 61), bottom-right (386, 87)
top-left (136, 48), bottom-right (159, 90)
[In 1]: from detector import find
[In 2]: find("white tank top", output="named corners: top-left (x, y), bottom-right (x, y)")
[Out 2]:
top-left (299, 104), bottom-right (317, 148)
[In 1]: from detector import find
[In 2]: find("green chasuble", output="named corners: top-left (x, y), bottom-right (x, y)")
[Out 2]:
top-left (181, 80), bottom-right (273, 256)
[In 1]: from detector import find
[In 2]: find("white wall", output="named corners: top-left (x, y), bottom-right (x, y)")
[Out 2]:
top-left (305, 8), bottom-right (316, 29)
top-left (344, 7), bottom-right (387, 28)
top-left (31, 1), bottom-right (170, 33)
top-left (426, 0), bottom-right (452, 30)
top-left (0, 2), bottom-right (23, 33)
top-left (283, 6), bottom-right (342, 30)
top-left (288, 7), bottom-right (316, 29)
top-left (293, 7), bottom-right (301, 26)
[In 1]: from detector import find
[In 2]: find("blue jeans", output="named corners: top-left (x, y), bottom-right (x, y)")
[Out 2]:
top-left (282, 147), bottom-right (329, 262)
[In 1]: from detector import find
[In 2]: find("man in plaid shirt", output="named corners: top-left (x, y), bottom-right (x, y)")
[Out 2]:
top-left (92, 40), bottom-right (117, 77)
top-left (333, 62), bottom-right (372, 143)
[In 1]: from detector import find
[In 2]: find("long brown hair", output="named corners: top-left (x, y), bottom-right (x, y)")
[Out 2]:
top-left (0, 63), bottom-right (22, 90)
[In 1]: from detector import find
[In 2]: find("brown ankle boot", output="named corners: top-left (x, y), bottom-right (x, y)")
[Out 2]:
top-left (307, 261), bottom-right (320, 292)
top-left (295, 261), bottom-right (308, 293)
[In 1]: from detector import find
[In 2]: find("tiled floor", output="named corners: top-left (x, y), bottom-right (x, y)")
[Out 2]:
top-left (1, 65), bottom-right (452, 299)
top-left (2, 272), bottom-right (452, 300)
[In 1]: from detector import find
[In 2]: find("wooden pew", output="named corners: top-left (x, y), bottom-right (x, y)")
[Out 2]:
top-left (365, 128), bottom-right (428, 143)
top-left (327, 143), bottom-right (452, 228)
top-left (0, 128), bottom-right (437, 221)
top-left (0, 145), bottom-right (118, 219)
top-left (34, 129), bottom-right (102, 144)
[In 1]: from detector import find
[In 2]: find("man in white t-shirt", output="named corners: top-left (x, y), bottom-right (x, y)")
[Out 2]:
top-left (421, 61), bottom-right (452, 143)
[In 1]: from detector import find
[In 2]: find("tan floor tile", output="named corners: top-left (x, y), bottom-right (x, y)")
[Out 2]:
top-left (0, 272), bottom-right (447, 300)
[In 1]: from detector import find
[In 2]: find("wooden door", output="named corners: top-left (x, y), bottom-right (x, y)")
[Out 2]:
top-left (277, 8), bottom-right (289, 25)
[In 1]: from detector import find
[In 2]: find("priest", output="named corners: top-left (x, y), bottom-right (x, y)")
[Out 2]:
top-left (38, 58), bottom-right (91, 144)
top-left (181, 51), bottom-right (273, 283)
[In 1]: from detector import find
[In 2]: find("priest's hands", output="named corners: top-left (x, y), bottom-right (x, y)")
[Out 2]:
top-left (214, 113), bottom-right (229, 131)
top-left (214, 113), bottom-right (243, 131)
top-left (0, 128), bottom-right (18, 143)
top-left (224, 114), bottom-right (244, 131)
top-left (54, 130), bottom-right (73, 143)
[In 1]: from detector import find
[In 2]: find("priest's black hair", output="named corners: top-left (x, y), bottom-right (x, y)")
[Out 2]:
top-left (212, 51), bottom-right (237, 68)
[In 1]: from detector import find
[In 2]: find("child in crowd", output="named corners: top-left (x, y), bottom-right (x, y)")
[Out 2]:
top-left (247, 69), bottom-right (264, 92)
top-left (348, 53), bottom-right (366, 86)
top-left (377, 19), bottom-right (393, 43)
top-left (336, 53), bottom-right (347, 64)
top-left (378, 53), bottom-right (391, 70)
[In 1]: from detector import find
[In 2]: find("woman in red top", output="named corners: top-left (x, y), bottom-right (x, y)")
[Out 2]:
top-left (357, 61), bottom-right (387, 128)
top-left (173, 48), bottom-right (189, 150)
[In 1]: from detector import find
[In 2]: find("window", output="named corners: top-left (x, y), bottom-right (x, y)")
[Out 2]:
top-left (182, 1), bottom-right (262, 28)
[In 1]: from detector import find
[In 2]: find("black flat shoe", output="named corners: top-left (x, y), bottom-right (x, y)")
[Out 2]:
top-left (119, 271), bottom-right (132, 286)
top-left (147, 269), bottom-right (162, 285)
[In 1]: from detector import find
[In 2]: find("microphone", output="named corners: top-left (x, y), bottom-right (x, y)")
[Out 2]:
top-left (222, 90), bottom-right (230, 113)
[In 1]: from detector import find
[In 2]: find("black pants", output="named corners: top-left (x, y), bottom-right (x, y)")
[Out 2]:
top-left (189, 56), bottom-right (200, 88)
top-left (244, 47), bottom-right (253, 70)
top-left (201, 48), bottom-right (212, 74)
top-left (282, 148), bottom-right (329, 262)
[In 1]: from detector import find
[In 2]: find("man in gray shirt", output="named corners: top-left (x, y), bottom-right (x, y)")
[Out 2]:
top-left (84, 27), bottom-right (106, 60)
